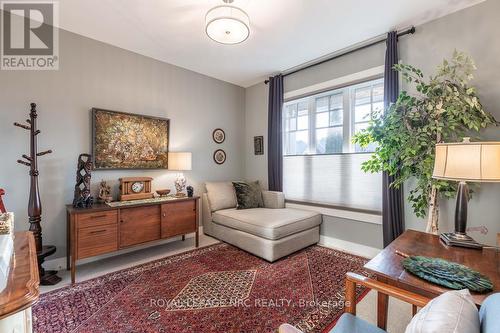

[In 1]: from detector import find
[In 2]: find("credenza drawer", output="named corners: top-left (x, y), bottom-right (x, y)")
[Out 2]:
top-left (77, 224), bottom-right (118, 259)
top-left (77, 210), bottom-right (117, 229)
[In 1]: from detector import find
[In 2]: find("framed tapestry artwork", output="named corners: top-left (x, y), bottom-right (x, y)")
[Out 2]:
top-left (92, 108), bottom-right (170, 169)
top-left (254, 136), bottom-right (264, 155)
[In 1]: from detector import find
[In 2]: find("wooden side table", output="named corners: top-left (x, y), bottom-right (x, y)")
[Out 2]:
top-left (0, 232), bottom-right (40, 332)
top-left (364, 230), bottom-right (500, 330)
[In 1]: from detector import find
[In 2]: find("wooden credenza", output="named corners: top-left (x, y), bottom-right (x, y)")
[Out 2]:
top-left (66, 196), bottom-right (199, 284)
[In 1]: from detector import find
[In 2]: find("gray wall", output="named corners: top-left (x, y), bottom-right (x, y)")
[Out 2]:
top-left (399, 0), bottom-right (500, 246)
top-left (244, 0), bottom-right (500, 247)
top-left (0, 29), bottom-right (245, 259)
top-left (321, 216), bottom-right (384, 249)
top-left (244, 82), bottom-right (269, 189)
top-left (284, 43), bottom-right (386, 93)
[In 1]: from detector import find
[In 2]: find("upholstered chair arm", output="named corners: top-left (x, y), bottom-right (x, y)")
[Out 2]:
top-left (262, 191), bottom-right (285, 209)
top-left (345, 272), bottom-right (431, 317)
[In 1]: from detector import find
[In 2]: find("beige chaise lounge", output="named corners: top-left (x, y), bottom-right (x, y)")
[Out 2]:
top-left (202, 182), bottom-right (322, 262)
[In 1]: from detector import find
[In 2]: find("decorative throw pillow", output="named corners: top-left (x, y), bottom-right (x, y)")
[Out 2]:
top-left (205, 182), bottom-right (237, 211)
top-left (232, 181), bottom-right (264, 210)
top-left (405, 289), bottom-right (480, 333)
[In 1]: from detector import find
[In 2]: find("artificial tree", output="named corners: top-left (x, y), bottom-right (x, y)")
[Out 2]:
top-left (353, 51), bottom-right (497, 234)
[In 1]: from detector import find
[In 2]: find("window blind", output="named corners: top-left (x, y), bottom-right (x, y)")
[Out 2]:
top-left (283, 153), bottom-right (382, 213)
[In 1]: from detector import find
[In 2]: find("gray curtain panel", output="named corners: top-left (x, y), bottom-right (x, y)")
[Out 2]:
top-left (382, 31), bottom-right (405, 247)
top-left (267, 74), bottom-right (284, 191)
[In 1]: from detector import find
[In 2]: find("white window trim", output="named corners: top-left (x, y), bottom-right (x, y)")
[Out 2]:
top-left (286, 202), bottom-right (382, 225)
top-left (284, 65), bottom-right (385, 101)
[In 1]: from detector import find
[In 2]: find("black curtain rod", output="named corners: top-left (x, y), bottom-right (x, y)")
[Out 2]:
top-left (265, 26), bottom-right (415, 84)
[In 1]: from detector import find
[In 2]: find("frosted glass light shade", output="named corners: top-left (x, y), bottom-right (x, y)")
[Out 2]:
top-left (433, 140), bottom-right (500, 182)
top-left (205, 5), bottom-right (250, 44)
top-left (168, 152), bottom-right (192, 171)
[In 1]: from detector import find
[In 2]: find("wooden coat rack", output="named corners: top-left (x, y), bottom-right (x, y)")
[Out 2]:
top-left (14, 103), bottom-right (61, 285)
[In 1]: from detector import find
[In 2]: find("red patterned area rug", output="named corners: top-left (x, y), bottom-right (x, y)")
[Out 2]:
top-left (33, 244), bottom-right (370, 333)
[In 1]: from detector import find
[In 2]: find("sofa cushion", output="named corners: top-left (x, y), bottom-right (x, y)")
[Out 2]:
top-left (479, 293), bottom-right (500, 333)
top-left (405, 289), bottom-right (479, 333)
top-left (205, 182), bottom-right (237, 211)
top-left (212, 208), bottom-right (321, 240)
top-left (232, 181), bottom-right (264, 209)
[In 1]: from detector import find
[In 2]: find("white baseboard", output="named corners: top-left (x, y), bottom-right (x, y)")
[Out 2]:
top-left (319, 235), bottom-right (381, 259)
top-left (44, 227), bottom-right (204, 271)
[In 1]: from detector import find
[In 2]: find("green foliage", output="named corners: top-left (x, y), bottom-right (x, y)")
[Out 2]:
top-left (353, 51), bottom-right (497, 218)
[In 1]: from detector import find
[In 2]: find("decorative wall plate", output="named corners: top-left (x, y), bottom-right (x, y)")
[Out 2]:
top-left (212, 128), bottom-right (225, 144)
top-left (213, 149), bottom-right (226, 165)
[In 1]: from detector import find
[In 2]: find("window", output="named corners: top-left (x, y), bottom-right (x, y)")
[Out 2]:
top-left (315, 93), bottom-right (343, 154)
top-left (283, 78), bottom-right (383, 213)
top-left (283, 78), bottom-right (383, 156)
top-left (353, 81), bottom-right (384, 152)
top-left (284, 101), bottom-right (309, 155)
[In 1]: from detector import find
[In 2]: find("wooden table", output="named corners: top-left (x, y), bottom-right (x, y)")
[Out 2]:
top-left (0, 232), bottom-right (39, 332)
top-left (364, 230), bottom-right (500, 330)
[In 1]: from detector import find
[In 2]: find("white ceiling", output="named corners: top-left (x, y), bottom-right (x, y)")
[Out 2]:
top-left (58, 0), bottom-right (485, 87)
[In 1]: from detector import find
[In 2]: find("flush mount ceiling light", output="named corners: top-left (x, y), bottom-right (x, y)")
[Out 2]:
top-left (205, 0), bottom-right (250, 45)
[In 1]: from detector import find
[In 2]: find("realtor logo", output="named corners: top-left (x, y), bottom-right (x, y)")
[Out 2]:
top-left (1, 1), bottom-right (59, 70)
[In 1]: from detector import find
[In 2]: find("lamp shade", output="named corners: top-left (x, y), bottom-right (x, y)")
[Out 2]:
top-left (205, 5), bottom-right (250, 44)
top-left (433, 139), bottom-right (500, 182)
top-left (168, 152), bottom-right (192, 171)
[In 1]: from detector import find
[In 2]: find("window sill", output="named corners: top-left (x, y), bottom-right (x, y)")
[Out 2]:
top-left (285, 202), bottom-right (382, 225)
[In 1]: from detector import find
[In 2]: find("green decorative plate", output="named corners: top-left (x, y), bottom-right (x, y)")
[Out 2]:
top-left (402, 256), bottom-right (493, 293)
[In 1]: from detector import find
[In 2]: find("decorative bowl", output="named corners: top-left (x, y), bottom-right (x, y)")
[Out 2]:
top-left (156, 189), bottom-right (171, 197)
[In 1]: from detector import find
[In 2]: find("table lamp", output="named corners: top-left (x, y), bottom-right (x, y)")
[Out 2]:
top-left (433, 138), bottom-right (500, 249)
top-left (168, 152), bottom-right (192, 197)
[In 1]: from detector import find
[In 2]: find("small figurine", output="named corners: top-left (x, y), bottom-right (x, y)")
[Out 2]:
top-left (98, 180), bottom-right (113, 203)
top-left (187, 186), bottom-right (194, 198)
top-left (74, 189), bottom-right (93, 208)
